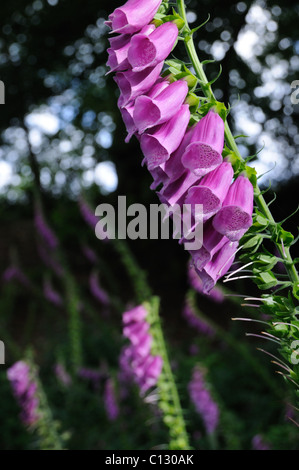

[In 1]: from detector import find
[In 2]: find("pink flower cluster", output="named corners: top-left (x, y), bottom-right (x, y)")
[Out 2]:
top-left (7, 361), bottom-right (40, 427)
top-left (106, 0), bottom-right (254, 293)
top-left (120, 305), bottom-right (163, 394)
top-left (188, 366), bottom-right (219, 435)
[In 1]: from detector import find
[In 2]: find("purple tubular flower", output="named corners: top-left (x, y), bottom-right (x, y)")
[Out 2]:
top-left (89, 271), bottom-right (110, 306)
top-left (81, 244), bottom-right (98, 264)
top-left (107, 34), bottom-right (131, 73)
top-left (106, 0), bottom-right (162, 35)
top-left (212, 175), bottom-right (254, 241)
top-left (190, 219), bottom-right (228, 271)
top-left (2, 265), bottom-right (31, 287)
top-left (181, 110), bottom-right (225, 177)
top-left (54, 363), bottom-right (72, 387)
top-left (182, 300), bottom-right (215, 337)
top-left (104, 378), bottom-right (119, 422)
top-left (140, 104), bottom-right (190, 170)
top-left (139, 356), bottom-right (163, 393)
top-left (185, 162), bottom-right (234, 222)
top-left (188, 367), bottom-right (219, 435)
top-left (128, 22), bottom-right (179, 72)
top-left (43, 278), bottom-right (63, 307)
top-left (157, 169), bottom-right (200, 207)
top-left (123, 305), bottom-right (147, 323)
top-left (7, 361), bottom-right (40, 427)
top-left (121, 305), bottom-right (163, 394)
top-left (115, 61), bottom-right (164, 108)
top-left (107, 24), bottom-right (155, 74)
top-left (34, 208), bottom-right (59, 251)
top-left (123, 321), bottom-right (150, 345)
top-left (196, 240), bottom-right (238, 293)
top-left (252, 435), bottom-right (271, 450)
top-left (120, 103), bottom-right (136, 143)
top-left (188, 264), bottom-right (225, 303)
top-left (133, 80), bottom-right (189, 133)
top-left (78, 367), bottom-right (102, 387)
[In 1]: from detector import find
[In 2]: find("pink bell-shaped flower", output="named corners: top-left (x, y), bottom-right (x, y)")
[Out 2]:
top-left (133, 80), bottom-right (189, 133)
top-left (140, 104), bottom-right (190, 170)
top-left (106, 0), bottom-right (163, 35)
top-left (106, 25), bottom-right (155, 74)
top-left (196, 240), bottom-right (238, 293)
top-left (115, 62), bottom-right (164, 108)
top-left (185, 161), bottom-right (234, 222)
top-left (127, 22), bottom-right (179, 72)
top-left (181, 110), bottom-right (224, 177)
top-left (212, 175), bottom-right (254, 241)
top-left (190, 219), bottom-right (229, 271)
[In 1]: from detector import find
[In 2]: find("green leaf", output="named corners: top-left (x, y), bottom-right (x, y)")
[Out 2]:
top-left (255, 271), bottom-right (278, 290)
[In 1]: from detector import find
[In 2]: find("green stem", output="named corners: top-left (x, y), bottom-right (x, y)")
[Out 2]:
top-left (177, 0), bottom-right (299, 292)
top-left (146, 297), bottom-right (191, 450)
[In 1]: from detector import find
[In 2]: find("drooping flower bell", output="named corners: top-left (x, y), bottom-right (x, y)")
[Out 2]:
top-left (106, 0), bottom-right (162, 35)
top-left (140, 104), bottom-right (190, 170)
top-left (133, 80), bottom-right (189, 134)
top-left (190, 219), bottom-right (229, 271)
top-left (121, 78), bottom-right (170, 143)
top-left (107, 24), bottom-right (156, 74)
top-left (212, 175), bottom-right (254, 241)
top-left (115, 62), bottom-right (164, 108)
top-left (196, 239), bottom-right (238, 293)
top-left (106, 34), bottom-right (131, 74)
top-left (185, 161), bottom-right (234, 222)
top-left (181, 110), bottom-right (225, 177)
top-left (127, 22), bottom-right (179, 72)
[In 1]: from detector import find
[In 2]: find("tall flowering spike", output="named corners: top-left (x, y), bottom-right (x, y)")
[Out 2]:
top-left (185, 162), bottom-right (234, 222)
top-left (188, 366), bottom-right (219, 435)
top-left (181, 110), bottom-right (225, 177)
top-left (133, 80), bottom-right (189, 134)
top-left (212, 175), bottom-right (254, 241)
top-left (7, 361), bottom-right (40, 427)
top-left (106, 0), bottom-right (163, 35)
top-left (121, 305), bottom-right (163, 395)
top-left (115, 62), bottom-right (164, 108)
top-left (190, 219), bottom-right (229, 271)
top-left (196, 240), bottom-right (238, 294)
top-left (141, 104), bottom-right (190, 170)
top-left (128, 22), bottom-right (179, 72)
